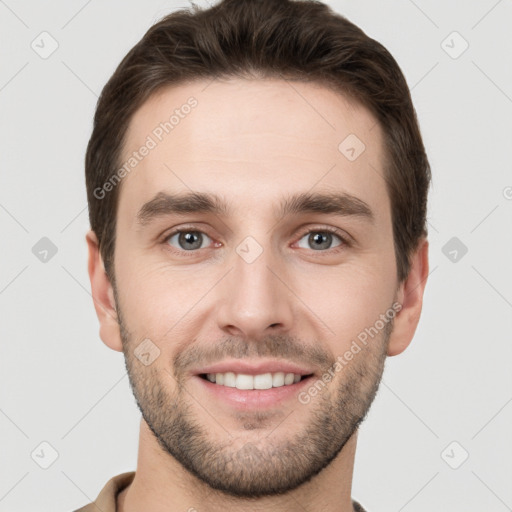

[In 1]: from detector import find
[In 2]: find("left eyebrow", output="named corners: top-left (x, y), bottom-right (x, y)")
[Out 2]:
top-left (135, 190), bottom-right (374, 227)
top-left (276, 190), bottom-right (374, 223)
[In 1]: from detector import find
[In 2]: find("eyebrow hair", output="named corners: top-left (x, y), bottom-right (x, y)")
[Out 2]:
top-left (136, 190), bottom-right (374, 226)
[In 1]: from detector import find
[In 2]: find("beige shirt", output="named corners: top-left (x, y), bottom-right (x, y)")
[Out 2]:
top-left (73, 471), bottom-right (368, 511)
top-left (74, 472), bottom-right (135, 512)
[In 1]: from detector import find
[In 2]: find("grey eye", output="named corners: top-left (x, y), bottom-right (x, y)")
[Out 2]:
top-left (167, 231), bottom-right (212, 251)
top-left (296, 231), bottom-right (342, 251)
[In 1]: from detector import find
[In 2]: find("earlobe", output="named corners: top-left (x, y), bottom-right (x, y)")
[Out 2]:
top-left (85, 229), bottom-right (123, 352)
top-left (386, 238), bottom-right (429, 357)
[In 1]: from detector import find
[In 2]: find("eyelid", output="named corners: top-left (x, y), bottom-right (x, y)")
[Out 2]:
top-left (162, 223), bottom-right (213, 241)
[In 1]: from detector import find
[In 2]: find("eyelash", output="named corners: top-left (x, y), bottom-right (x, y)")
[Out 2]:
top-left (161, 224), bottom-right (351, 257)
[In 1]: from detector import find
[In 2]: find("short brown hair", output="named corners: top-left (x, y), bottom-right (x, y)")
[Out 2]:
top-left (85, 0), bottom-right (431, 285)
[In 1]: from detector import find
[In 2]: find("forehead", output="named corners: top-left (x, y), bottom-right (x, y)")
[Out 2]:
top-left (118, 77), bottom-right (388, 225)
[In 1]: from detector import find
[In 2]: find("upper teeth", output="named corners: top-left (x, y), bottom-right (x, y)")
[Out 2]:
top-left (205, 372), bottom-right (302, 390)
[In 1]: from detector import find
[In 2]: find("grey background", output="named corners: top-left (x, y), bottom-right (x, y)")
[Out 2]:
top-left (1, 0), bottom-right (511, 511)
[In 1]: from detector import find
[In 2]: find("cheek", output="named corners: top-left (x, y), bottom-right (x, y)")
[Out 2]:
top-left (115, 259), bottom-right (212, 335)
top-left (296, 260), bottom-right (396, 346)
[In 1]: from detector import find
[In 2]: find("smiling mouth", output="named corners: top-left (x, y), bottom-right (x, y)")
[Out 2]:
top-left (198, 372), bottom-right (314, 390)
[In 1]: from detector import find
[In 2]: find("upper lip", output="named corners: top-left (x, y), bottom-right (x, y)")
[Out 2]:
top-left (193, 359), bottom-right (315, 377)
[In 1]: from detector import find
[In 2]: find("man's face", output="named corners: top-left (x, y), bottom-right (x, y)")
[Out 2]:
top-left (112, 78), bottom-right (399, 497)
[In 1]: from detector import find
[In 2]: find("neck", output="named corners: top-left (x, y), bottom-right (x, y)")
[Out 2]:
top-left (118, 418), bottom-right (358, 512)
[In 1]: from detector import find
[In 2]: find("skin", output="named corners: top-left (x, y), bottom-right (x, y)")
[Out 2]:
top-left (86, 77), bottom-right (429, 512)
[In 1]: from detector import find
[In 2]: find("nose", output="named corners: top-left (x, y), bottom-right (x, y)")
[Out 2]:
top-left (215, 242), bottom-right (294, 340)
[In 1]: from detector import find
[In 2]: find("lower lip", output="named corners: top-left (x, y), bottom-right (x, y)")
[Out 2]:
top-left (194, 375), bottom-right (314, 410)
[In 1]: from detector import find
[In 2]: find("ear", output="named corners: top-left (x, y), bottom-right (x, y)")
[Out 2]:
top-left (387, 237), bottom-right (429, 357)
top-left (86, 229), bottom-right (123, 352)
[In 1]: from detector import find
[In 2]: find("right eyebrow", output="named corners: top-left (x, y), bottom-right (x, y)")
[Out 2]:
top-left (136, 191), bottom-right (231, 227)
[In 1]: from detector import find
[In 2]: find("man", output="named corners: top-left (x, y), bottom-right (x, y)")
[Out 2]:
top-left (77, 0), bottom-right (430, 510)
